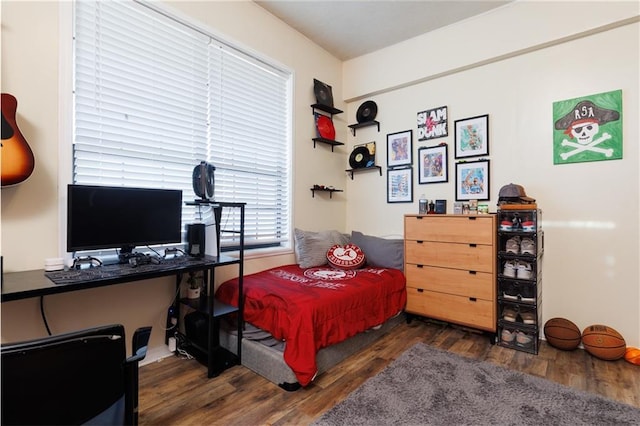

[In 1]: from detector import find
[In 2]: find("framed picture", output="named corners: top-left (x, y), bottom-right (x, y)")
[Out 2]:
top-left (387, 130), bottom-right (413, 167)
top-left (455, 159), bottom-right (490, 201)
top-left (417, 105), bottom-right (448, 141)
top-left (454, 114), bottom-right (489, 159)
top-left (387, 167), bottom-right (413, 203)
top-left (418, 144), bottom-right (448, 184)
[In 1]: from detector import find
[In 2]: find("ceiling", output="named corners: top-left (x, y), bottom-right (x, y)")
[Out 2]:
top-left (255, 1), bottom-right (512, 61)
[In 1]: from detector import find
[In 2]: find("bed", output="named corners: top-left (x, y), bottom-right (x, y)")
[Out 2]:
top-left (215, 229), bottom-right (407, 390)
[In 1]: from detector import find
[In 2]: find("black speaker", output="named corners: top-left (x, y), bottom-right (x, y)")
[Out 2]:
top-left (187, 223), bottom-right (206, 258)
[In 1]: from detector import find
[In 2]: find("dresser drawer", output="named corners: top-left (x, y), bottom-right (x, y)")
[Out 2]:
top-left (405, 264), bottom-right (494, 300)
top-left (405, 215), bottom-right (495, 245)
top-left (406, 289), bottom-right (495, 331)
top-left (405, 240), bottom-right (494, 273)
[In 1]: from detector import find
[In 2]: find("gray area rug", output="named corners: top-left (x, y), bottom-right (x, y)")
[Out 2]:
top-left (313, 343), bottom-right (640, 425)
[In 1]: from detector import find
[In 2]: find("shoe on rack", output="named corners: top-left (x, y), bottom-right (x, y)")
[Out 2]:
top-left (520, 238), bottom-right (535, 255)
top-left (502, 308), bottom-right (517, 322)
top-left (516, 331), bottom-right (533, 347)
top-left (516, 261), bottom-right (532, 280)
top-left (519, 285), bottom-right (536, 303)
top-left (505, 236), bottom-right (520, 254)
top-left (501, 329), bottom-right (515, 343)
top-left (503, 260), bottom-right (517, 278)
top-left (499, 220), bottom-right (513, 231)
top-left (521, 221), bottom-right (535, 232)
top-left (520, 312), bottom-right (536, 325)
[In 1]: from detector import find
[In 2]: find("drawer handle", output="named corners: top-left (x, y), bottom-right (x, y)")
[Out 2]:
top-left (469, 297), bottom-right (477, 302)
top-left (417, 264), bottom-right (424, 269)
top-left (416, 216), bottom-right (423, 220)
top-left (417, 240), bottom-right (424, 244)
top-left (468, 216), bottom-right (477, 221)
top-left (469, 243), bottom-right (477, 248)
top-left (417, 289), bottom-right (424, 293)
top-left (468, 270), bottom-right (477, 275)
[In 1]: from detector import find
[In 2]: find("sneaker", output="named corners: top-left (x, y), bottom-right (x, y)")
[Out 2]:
top-left (520, 312), bottom-right (536, 325)
top-left (505, 236), bottom-right (520, 254)
top-left (521, 221), bottom-right (535, 232)
top-left (501, 329), bottom-right (515, 343)
top-left (520, 238), bottom-right (535, 255)
top-left (519, 285), bottom-right (536, 303)
top-left (516, 331), bottom-right (533, 347)
top-left (516, 261), bottom-right (532, 280)
top-left (502, 308), bottom-right (517, 322)
top-left (503, 260), bottom-right (517, 278)
top-left (499, 220), bottom-right (513, 231)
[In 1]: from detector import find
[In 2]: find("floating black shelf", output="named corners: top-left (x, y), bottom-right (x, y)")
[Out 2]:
top-left (312, 137), bottom-right (344, 151)
top-left (310, 188), bottom-right (343, 198)
top-left (311, 103), bottom-right (343, 116)
top-left (347, 120), bottom-right (380, 136)
top-left (345, 165), bottom-right (382, 180)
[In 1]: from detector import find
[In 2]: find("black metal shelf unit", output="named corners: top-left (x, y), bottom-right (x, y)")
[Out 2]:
top-left (176, 201), bottom-right (245, 378)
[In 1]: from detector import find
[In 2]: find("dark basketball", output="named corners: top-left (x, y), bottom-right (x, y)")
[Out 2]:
top-left (543, 317), bottom-right (581, 351)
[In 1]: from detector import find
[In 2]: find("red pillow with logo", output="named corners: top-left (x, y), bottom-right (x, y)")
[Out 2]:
top-left (326, 243), bottom-right (365, 270)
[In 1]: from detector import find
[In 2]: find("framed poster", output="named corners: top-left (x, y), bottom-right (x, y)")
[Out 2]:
top-left (552, 89), bottom-right (622, 164)
top-left (387, 167), bottom-right (413, 203)
top-left (455, 159), bottom-right (490, 201)
top-left (454, 114), bottom-right (489, 159)
top-left (418, 145), bottom-right (448, 184)
top-left (417, 106), bottom-right (448, 141)
top-left (387, 130), bottom-right (413, 168)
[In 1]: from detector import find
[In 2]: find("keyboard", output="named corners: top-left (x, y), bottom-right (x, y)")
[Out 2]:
top-left (45, 256), bottom-right (208, 285)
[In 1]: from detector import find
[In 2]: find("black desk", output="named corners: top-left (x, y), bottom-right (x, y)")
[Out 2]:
top-left (1, 254), bottom-right (237, 302)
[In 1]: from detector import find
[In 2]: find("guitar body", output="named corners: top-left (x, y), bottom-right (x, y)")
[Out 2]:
top-left (2, 93), bottom-right (35, 187)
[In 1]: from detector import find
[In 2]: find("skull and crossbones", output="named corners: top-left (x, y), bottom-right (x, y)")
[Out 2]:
top-left (554, 100), bottom-right (620, 160)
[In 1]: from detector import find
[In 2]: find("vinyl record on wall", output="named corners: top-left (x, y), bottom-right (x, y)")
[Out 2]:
top-left (349, 146), bottom-right (371, 169)
top-left (313, 78), bottom-right (334, 107)
top-left (315, 114), bottom-right (336, 140)
top-left (356, 101), bottom-right (378, 123)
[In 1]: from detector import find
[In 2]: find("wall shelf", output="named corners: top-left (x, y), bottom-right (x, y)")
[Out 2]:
top-left (310, 188), bottom-right (343, 198)
top-left (347, 120), bottom-right (380, 136)
top-left (311, 103), bottom-right (343, 116)
top-left (345, 165), bottom-right (382, 180)
top-left (312, 137), bottom-right (344, 151)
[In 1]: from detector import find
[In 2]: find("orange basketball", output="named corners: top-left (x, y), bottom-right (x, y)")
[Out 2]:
top-left (624, 347), bottom-right (640, 366)
top-left (543, 318), bottom-right (581, 351)
top-left (581, 324), bottom-right (626, 361)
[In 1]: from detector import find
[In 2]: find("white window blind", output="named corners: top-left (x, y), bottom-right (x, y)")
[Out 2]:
top-left (73, 0), bottom-right (291, 251)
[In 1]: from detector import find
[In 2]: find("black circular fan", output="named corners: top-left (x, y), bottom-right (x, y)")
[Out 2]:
top-left (356, 101), bottom-right (378, 123)
top-left (192, 161), bottom-right (215, 200)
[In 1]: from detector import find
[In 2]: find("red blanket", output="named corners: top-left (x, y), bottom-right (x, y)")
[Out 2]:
top-left (215, 264), bottom-right (406, 386)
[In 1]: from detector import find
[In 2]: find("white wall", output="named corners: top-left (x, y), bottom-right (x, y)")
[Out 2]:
top-left (0, 0), bottom-right (346, 353)
top-left (342, 3), bottom-right (640, 346)
top-left (2, 0), bottom-right (638, 355)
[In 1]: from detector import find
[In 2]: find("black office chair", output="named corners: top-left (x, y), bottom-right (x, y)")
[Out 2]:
top-left (1, 324), bottom-right (152, 426)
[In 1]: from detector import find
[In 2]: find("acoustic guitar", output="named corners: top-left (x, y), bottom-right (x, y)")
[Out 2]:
top-left (1, 93), bottom-right (35, 186)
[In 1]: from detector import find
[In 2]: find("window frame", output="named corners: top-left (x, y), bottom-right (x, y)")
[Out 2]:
top-left (59, 0), bottom-right (294, 260)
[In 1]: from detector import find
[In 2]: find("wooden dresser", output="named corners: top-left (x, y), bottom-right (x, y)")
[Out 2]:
top-left (404, 214), bottom-right (497, 332)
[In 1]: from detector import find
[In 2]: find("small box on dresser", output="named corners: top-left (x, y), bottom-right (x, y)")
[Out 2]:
top-left (404, 214), bottom-right (497, 334)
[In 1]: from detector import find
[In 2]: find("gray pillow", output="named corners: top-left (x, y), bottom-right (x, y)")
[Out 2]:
top-left (350, 231), bottom-right (404, 270)
top-left (294, 228), bottom-right (349, 268)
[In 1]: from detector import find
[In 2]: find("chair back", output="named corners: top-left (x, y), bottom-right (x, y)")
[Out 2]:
top-left (1, 324), bottom-right (150, 426)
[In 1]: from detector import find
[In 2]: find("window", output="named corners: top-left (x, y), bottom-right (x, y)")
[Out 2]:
top-left (73, 0), bottom-right (291, 253)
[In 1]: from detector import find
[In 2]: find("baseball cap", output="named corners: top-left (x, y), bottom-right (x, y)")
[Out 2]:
top-left (498, 183), bottom-right (535, 205)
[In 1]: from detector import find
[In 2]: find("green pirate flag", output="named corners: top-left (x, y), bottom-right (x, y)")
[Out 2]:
top-left (553, 90), bottom-right (622, 164)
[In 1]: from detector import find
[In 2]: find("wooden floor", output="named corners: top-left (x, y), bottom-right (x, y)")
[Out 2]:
top-left (138, 318), bottom-right (640, 425)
